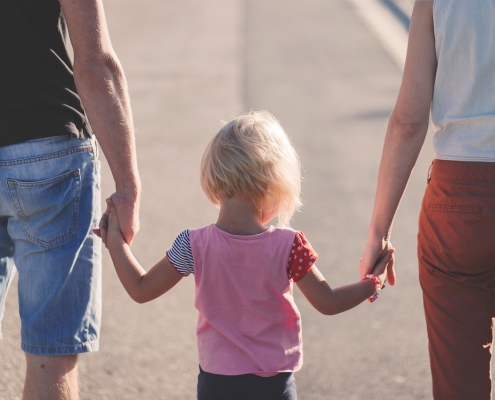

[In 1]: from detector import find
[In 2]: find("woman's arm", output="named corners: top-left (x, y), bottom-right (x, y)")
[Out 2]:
top-left (359, 0), bottom-right (437, 283)
top-left (297, 250), bottom-right (393, 315)
top-left (106, 200), bottom-right (183, 304)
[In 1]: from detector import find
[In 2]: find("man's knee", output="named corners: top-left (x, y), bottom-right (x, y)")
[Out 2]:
top-left (24, 354), bottom-right (79, 400)
top-left (26, 353), bottom-right (78, 371)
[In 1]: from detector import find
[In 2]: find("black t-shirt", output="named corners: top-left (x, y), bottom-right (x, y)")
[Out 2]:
top-left (0, 0), bottom-right (92, 147)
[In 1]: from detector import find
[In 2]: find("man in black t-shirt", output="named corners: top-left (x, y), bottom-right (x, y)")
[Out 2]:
top-left (0, 0), bottom-right (140, 398)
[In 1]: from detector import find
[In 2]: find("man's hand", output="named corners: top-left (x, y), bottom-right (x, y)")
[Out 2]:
top-left (109, 192), bottom-right (140, 245)
top-left (94, 192), bottom-right (140, 245)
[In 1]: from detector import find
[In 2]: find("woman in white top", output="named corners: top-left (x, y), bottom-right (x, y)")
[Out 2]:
top-left (359, 1), bottom-right (495, 398)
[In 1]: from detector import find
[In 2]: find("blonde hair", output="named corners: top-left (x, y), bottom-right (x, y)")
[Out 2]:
top-left (201, 111), bottom-right (302, 226)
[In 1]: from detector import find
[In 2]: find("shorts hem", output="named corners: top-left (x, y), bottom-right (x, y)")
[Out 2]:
top-left (21, 340), bottom-right (99, 356)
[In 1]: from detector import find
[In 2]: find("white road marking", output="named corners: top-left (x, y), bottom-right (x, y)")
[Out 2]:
top-left (395, 0), bottom-right (414, 16)
top-left (349, 0), bottom-right (410, 70)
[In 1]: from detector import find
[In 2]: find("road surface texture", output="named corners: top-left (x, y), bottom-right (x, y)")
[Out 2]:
top-left (2, 1), bottom-right (490, 399)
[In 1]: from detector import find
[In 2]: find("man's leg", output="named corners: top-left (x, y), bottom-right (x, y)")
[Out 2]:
top-left (1, 134), bottom-right (101, 400)
top-left (23, 354), bottom-right (78, 400)
top-left (0, 216), bottom-right (16, 339)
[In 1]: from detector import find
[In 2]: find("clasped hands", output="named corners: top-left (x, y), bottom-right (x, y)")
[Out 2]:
top-left (360, 237), bottom-right (396, 288)
top-left (93, 192), bottom-right (140, 246)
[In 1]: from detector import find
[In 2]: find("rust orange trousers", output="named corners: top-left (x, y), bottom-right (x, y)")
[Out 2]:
top-left (418, 160), bottom-right (495, 399)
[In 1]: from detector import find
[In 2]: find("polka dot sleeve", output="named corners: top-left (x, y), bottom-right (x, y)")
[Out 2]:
top-left (287, 231), bottom-right (318, 282)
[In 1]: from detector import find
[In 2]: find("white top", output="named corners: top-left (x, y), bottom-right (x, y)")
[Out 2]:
top-left (431, 0), bottom-right (495, 161)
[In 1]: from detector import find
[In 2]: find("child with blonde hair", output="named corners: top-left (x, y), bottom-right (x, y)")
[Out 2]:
top-left (104, 111), bottom-right (393, 400)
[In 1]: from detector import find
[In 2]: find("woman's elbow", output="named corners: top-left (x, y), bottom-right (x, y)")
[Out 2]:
top-left (389, 113), bottom-right (428, 138)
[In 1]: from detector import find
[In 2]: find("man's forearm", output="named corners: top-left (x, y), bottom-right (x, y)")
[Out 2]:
top-left (60, 0), bottom-right (140, 243)
top-left (74, 53), bottom-right (140, 197)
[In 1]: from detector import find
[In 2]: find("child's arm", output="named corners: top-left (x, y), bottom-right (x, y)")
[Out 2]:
top-left (296, 249), bottom-right (393, 315)
top-left (106, 199), bottom-right (183, 304)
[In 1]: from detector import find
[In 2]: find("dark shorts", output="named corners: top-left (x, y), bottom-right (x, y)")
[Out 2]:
top-left (197, 366), bottom-right (297, 400)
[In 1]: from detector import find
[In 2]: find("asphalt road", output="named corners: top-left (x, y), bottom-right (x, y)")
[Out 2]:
top-left (1, 1), bottom-right (486, 399)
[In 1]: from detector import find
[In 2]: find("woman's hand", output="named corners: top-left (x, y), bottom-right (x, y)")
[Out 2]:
top-left (359, 238), bottom-right (396, 286)
top-left (369, 247), bottom-right (395, 287)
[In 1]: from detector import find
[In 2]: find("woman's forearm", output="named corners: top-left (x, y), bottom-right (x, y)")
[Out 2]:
top-left (368, 113), bottom-right (428, 242)
top-left (359, 1), bottom-right (436, 281)
top-left (368, 0), bottom-right (436, 243)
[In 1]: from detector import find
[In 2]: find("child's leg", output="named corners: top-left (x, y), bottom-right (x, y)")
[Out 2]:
top-left (197, 366), bottom-right (297, 400)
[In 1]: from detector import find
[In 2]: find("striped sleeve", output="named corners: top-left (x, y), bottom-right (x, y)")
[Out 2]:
top-left (166, 229), bottom-right (195, 276)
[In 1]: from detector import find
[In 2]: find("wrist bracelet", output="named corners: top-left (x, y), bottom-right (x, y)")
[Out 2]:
top-left (362, 274), bottom-right (381, 303)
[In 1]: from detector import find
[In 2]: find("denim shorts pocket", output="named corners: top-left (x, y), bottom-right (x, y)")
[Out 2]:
top-left (7, 170), bottom-right (81, 248)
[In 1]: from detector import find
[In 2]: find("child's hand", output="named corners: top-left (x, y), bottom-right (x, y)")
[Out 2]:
top-left (360, 239), bottom-right (396, 286)
top-left (106, 198), bottom-right (125, 247)
top-left (370, 248), bottom-right (395, 287)
top-left (93, 207), bottom-right (110, 245)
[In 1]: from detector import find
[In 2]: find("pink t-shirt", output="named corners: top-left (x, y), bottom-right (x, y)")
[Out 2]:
top-left (167, 224), bottom-right (318, 376)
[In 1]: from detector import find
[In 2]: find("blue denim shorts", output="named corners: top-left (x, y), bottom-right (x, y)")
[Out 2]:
top-left (0, 134), bottom-right (102, 356)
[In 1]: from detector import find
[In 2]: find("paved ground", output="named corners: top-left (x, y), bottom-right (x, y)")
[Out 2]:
top-left (1, 0), bottom-right (490, 399)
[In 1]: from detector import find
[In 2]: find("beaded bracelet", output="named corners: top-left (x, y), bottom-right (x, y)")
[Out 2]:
top-left (362, 274), bottom-right (381, 303)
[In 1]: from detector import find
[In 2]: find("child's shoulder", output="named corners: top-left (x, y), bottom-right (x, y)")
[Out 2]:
top-left (270, 226), bottom-right (308, 238)
top-left (268, 225), bottom-right (298, 240)
top-left (186, 224), bottom-right (215, 236)
top-left (271, 227), bottom-right (315, 253)
top-left (271, 226), bottom-right (296, 234)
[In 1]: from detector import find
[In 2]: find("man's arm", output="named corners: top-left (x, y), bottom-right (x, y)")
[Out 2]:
top-left (60, 0), bottom-right (141, 244)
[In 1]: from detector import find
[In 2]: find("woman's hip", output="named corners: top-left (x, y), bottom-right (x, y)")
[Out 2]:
top-left (418, 159), bottom-right (495, 277)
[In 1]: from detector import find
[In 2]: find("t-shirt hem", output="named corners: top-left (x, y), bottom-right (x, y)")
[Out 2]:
top-left (434, 155), bottom-right (495, 162)
top-left (199, 363), bottom-right (302, 377)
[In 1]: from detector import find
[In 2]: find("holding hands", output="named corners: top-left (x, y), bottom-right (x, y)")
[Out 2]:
top-left (363, 245), bottom-right (394, 304)
top-left (105, 198), bottom-right (126, 249)
top-left (360, 237), bottom-right (396, 287)
top-left (101, 197), bottom-right (183, 304)
top-left (94, 192), bottom-right (140, 246)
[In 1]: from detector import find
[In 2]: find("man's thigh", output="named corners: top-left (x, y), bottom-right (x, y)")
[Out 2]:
top-left (0, 134), bottom-right (102, 356)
